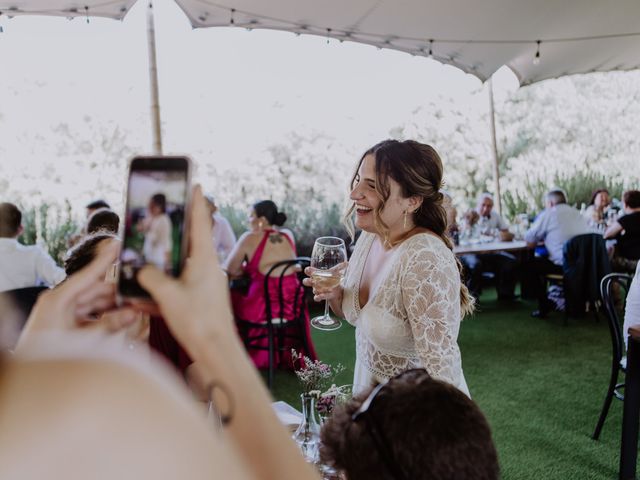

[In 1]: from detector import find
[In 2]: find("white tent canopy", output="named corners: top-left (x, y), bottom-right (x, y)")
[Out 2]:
top-left (3, 0), bottom-right (640, 85)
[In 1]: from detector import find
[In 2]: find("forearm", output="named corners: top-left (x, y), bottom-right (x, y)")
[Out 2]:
top-left (190, 329), bottom-right (319, 480)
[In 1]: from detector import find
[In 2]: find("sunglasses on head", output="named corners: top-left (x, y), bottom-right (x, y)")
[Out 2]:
top-left (350, 369), bottom-right (431, 480)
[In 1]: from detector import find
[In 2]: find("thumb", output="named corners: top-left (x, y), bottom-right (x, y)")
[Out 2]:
top-left (138, 265), bottom-right (179, 304)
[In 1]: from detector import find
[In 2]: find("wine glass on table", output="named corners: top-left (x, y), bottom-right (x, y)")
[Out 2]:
top-left (310, 236), bottom-right (347, 331)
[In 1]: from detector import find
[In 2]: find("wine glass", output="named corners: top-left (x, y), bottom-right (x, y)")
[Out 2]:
top-left (310, 236), bottom-right (347, 331)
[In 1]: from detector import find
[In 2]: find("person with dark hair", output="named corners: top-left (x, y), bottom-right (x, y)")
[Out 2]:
top-left (64, 232), bottom-right (117, 277)
top-left (86, 208), bottom-right (120, 235)
top-left (139, 193), bottom-right (172, 272)
top-left (0, 202), bottom-right (66, 292)
top-left (85, 199), bottom-right (111, 218)
top-left (224, 200), bottom-right (316, 369)
top-left (523, 188), bottom-right (590, 317)
top-left (605, 190), bottom-right (640, 272)
top-left (320, 369), bottom-right (500, 480)
top-left (583, 188), bottom-right (611, 225)
top-left (307, 139), bottom-right (474, 396)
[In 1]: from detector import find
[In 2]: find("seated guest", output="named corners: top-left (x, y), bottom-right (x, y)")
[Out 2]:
top-left (583, 189), bottom-right (611, 225)
top-left (225, 200), bottom-right (316, 368)
top-left (0, 202), bottom-right (66, 292)
top-left (64, 232), bottom-right (118, 277)
top-left (460, 193), bottom-right (517, 300)
top-left (524, 189), bottom-right (590, 317)
top-left (85, 199), bottom-right (111, 218)
top-left (86, 208), bottom-right (120, 235)
top-left (320, 369), bottom-right (499, 480)
top-left (605, 190), bottom-right (640, 273)
top-left (204, 195), bottom-right (237, 263)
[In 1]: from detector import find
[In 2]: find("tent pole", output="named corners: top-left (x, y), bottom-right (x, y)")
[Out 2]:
top-left (488, 76), bottom-right (502, 215)
top-left (147, 1), bottom-right (163, 155)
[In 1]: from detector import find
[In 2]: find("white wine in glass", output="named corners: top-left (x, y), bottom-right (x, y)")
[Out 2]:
top-left (310, 236), bottom-right (347, 331)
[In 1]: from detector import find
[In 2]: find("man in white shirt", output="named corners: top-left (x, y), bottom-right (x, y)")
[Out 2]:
top-left (524, 189), bottom-right (591, 317)
top-left (460, 193), bottom-right (518, 301)
top-left (0, 202), bottom-right (66, 292)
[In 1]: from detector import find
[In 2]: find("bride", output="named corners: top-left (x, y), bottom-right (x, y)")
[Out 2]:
top-left (307, 139), bottom-right (474, 395)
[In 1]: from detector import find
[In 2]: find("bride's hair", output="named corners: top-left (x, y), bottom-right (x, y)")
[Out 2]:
top-left (344, 139), bottom-right (474, 316)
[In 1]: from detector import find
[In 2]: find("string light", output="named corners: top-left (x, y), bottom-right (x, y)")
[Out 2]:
top-left (230, 8), bottom-right (235, 25)
top-left (428, 39), bottom-right (434, 57)
top-left (533, 40), bottom-right (541, 65)
top-left (84, 5), bottom-right (90, 24)
top-left (326, 28), bottom-right (331, 44)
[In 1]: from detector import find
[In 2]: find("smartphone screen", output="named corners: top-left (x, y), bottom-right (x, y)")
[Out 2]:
top-left (119, 156), bottom-right (191, 299)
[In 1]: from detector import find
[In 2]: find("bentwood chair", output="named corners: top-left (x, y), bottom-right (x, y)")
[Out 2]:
top-left (592, 272), bottom-right (633, 440)
top-left (235, 257), bottom-right (313, 390)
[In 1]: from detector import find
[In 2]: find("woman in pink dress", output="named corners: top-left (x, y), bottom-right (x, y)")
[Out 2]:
top-left (225, 200), bottom-right (317, 369)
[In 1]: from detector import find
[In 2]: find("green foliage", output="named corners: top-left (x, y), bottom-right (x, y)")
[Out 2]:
top-left (218, 201), bottom-right (347, 258)
top-left (18, 207), bottom-right (38, 246)
top-left (501, 170), bottom-right (626, 220)
top-left (18, 201), bottom-right (79, 266)
top-left (218, 204), bottom-right (249, 239)
top-left (555, 170), bottom-right (624, 208)
top-left (282, 201), bottom-right (347, 257)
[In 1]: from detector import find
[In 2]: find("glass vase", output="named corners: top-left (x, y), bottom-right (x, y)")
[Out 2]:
top-left (292, 393), bottom-right (321, 464)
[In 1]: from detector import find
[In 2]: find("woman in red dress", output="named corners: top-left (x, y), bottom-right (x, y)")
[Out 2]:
top-left (225, 200), bottom-right (317, 369)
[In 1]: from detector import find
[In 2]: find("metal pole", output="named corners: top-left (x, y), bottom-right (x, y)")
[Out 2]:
top-left (488, 76), bottom-right (502, 215)
top-left (147, 1), bottom-right (163, 154)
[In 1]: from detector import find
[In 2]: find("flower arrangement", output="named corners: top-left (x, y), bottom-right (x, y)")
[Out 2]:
top-left (291, 349), bottom-right (345, 397)
top-left (317, 384), bottom-right (352, 417)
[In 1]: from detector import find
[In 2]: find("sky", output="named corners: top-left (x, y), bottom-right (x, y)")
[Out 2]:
top-left (0, 0), bottom-right (519, 209)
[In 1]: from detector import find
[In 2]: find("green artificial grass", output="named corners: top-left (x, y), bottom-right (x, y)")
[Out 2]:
top-left (268, 292), bottom-right (624, 480)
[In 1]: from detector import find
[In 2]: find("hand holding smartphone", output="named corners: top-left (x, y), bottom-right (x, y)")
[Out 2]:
top-left (118, 156), bottom-right (192, 301)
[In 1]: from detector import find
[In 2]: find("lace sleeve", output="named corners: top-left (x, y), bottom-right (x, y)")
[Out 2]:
top-left (400, 240), bottom-right (462, 386)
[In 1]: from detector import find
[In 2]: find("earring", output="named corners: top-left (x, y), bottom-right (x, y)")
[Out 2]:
top-left (258, 221), bottom-right (264, 230)
top-left (403, 210), bottom-right (408, 230)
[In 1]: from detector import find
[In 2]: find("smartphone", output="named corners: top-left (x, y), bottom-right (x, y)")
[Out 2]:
top-left (118, 156), bottom-right (192, 300)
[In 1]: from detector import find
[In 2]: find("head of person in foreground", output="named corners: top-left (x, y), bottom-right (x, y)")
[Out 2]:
top-left (320, 369), bottom-right (500, 480)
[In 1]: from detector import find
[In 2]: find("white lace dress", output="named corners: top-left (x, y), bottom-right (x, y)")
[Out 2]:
top-left (342, 232), bottom-right (469, 396)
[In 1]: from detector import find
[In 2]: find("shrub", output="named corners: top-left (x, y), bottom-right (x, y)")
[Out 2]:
top-left (218, 201), bottom-right (348, 258)
top-left (18, 201), bottom-right (80, 266)
top-left (502, 171), bottom-right (626, 220)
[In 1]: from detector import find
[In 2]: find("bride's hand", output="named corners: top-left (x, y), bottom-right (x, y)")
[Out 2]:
top-left (302, 263), bottom-right (347, 303)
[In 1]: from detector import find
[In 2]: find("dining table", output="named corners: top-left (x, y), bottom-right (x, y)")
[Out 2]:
top-left (453, 240), bottom-right (531, 256)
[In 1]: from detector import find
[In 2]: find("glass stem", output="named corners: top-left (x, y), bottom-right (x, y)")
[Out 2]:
top-left (324, 299), bottom-right (331, 319)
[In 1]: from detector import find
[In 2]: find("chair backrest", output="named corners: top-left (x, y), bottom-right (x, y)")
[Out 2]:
top-left (600, 273), bottom-right (633, 364)
top-left (263, 257), bottom-right (311, 326)
top-left (563, 233), bottom-right (612, 313)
